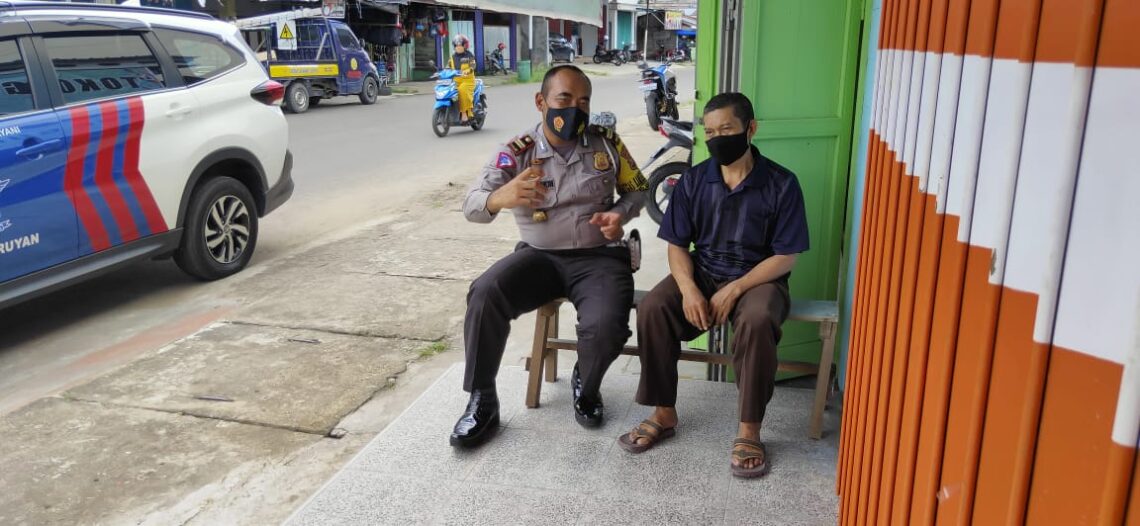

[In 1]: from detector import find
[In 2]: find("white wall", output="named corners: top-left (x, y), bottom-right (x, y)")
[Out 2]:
top-left (483, 25), bottom-right (511, 66)
top-left (580, 25), bottom-right (599, 56)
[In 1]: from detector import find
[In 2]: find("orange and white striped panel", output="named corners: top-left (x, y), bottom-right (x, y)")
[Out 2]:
top-left (840, 0), bottom-right (1140, 523)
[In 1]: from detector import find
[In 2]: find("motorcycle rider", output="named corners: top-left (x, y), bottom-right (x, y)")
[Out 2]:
top-left (490, 42), bottom-right (507, 73)
top-left (448, 35), bottom-right (477, 124)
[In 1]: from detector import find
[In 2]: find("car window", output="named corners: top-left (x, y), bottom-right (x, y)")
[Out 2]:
top-left (335, 27), bottom-right (359, 50)
top-left (154, 28), bottom-right (244, 85)
top-left (0, 40), bottom-right (35, 117)
top-left (43, 33), bottom-right (166, 105)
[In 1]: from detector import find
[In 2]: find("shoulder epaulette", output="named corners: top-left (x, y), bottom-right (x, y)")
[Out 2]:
top-left (507, 135), bottom-right (535, 156)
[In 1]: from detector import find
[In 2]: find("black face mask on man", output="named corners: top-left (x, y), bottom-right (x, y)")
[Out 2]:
top-left (545, 105), bottom-right (589, 142)
top-left (706, 131), bottom-right (752, 166)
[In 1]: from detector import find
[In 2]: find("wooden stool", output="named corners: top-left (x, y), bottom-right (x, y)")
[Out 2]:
top-left (524, 291), bottom-right (840, 439)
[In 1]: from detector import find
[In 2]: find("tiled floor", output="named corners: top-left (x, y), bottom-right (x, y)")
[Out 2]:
top-left (287, 364), bottom-right (840, 526)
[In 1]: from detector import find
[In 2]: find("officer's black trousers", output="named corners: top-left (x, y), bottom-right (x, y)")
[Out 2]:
top-left (463, 243), bottom-right (634, 397)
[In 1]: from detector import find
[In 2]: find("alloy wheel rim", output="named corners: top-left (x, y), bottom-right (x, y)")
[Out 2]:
top-left (204, 195), bottom-right (250, 264)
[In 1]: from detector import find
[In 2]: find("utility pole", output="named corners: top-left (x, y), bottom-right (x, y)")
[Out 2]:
top-left (641, 0), bottom-right (650, 66)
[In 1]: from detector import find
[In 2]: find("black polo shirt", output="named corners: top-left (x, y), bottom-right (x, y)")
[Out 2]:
top-left (658, 146), bottom-right (810, 282)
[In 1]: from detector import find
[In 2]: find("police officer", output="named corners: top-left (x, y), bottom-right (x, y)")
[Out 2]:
top-left (451, 65), bottom-right (648, 448)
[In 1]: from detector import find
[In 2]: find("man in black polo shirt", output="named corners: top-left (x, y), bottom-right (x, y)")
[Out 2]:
top-left (618, 92), bottom-right (809, 479)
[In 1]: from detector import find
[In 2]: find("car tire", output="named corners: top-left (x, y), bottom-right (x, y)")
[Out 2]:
top-left (647, 162), bottom-right (688, 224)
top-left (284, 82), bottom-right (309, 113)
top-left (359, 76), bottom-right (379, 105)
top-left (174, 176), bottom-right (258, 281)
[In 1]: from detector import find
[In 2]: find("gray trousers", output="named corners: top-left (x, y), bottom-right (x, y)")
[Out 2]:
top-left (463, 243), bottom-right (634, 396)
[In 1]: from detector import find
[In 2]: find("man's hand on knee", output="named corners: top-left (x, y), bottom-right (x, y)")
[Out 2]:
top-left (681, 285), bottom-right (711, 331)
top-left (710, 282), bottom-right (744, 326)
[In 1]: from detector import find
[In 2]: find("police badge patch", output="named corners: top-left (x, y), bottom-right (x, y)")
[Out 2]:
top-left (553, 115), bottom-right (565, 132)
top-left (593, 152), bottom-right (611, 171)
top-left (496, 152), bottom-right (516, 169)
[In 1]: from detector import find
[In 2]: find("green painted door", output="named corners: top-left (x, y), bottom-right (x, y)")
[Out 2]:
top-left (694, 0), bottom-right (864, 369)
top-left (739, 1), bottom-right (863, 364)
top-left (617, 11), bottom-right (634, 48)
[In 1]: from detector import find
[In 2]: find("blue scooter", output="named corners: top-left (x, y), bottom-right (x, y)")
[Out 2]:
top-left (431, 68), bottom-right (487, 137)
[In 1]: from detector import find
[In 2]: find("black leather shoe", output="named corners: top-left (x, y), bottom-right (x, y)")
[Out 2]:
top-left (450, 389), bottom-right (500, 448)
top-left (572, 363), bottom-right (604, 428)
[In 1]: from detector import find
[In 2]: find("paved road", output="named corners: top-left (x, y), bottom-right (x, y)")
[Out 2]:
top-left (0, 65), bottom-right (695, 415)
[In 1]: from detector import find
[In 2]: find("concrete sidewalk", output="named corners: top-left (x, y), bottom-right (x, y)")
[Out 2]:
top-left (286, 364), bottom-right (840, 526)
top-left (0, 110), bottom-right (832, 525)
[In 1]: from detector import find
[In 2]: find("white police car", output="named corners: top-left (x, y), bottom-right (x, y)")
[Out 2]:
top-left (0, 2), bottom-right (293, 309)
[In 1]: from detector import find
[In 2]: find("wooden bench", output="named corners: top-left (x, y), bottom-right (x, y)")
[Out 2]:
top-left (524, 290), bottom-right (839, 439)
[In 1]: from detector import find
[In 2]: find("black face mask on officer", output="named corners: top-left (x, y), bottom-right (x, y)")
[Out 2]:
top-left (544, 105), bottom-right (589, 142)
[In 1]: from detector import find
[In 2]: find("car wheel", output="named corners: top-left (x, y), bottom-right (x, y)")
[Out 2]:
top-left (647, 162), bottom-right (688, 224)
top-left (359, 76), bottom-right (379, 105)
top-left (174, 176), bottom-right (258, 281)
top-left (432, 107), bottom-right (450, 137)
top-left (284, 82), bottom-right (309, 113)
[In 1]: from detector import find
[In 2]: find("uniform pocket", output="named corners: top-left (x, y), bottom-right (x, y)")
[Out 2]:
top-left (580, 172), bottom-right (616, 205)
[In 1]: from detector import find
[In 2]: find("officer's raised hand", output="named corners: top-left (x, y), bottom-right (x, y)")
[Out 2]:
top-left (487, 165), bottom-right (547, 214)
top-left (589, 211), bottom-right (624, 241)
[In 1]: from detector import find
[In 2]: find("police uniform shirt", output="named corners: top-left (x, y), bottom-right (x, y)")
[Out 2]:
top-left (464, 124), bottom-right (649, 250)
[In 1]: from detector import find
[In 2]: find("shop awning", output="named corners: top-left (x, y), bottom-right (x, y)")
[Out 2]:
top-left (358, 0), bottom-right (408, 14)
top-left (429, 0), bottom-right (602, 26)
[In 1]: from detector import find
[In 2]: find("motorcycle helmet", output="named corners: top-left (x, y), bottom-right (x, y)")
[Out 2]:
top-left (497, 42), bottom-right (505, 51)
top-left (452, 35), bottom-right (469, 52)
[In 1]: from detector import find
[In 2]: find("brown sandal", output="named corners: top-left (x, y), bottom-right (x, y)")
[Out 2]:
top-left (731, 438), bottom-right (770, 478)
top-left (617, 419), bottom-right (676, 454)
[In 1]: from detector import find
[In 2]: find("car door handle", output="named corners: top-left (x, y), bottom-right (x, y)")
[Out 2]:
top-left (16, 139), bottom-right (63, 160)
top-left (166, 106), bottom-right (194, 119)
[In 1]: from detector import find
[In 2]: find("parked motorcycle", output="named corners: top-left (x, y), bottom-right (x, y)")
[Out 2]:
top-left (619, 43), bottom-right (633, 63)
top-left (430, 68), bottom-right (487, 137)
top-left (486, 48), bottom-right (509, 75)
top-left (593, 44), bottom-right (625, 66)
top-left (639, 63), bottom-right (678, 131)
top-left (644, 117), bottom-right (693, 224)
